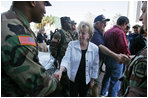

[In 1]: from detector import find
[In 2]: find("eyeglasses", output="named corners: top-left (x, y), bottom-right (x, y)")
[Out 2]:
top-left (97, 21), bottom-right (106, 25)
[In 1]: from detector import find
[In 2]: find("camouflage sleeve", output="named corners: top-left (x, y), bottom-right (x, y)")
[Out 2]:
top-left (49, 31), bottom-right (61, 58)
top-left (2, 26), bottom-right (57, 96)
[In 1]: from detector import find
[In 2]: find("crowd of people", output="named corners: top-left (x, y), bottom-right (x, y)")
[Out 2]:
top-left (1, 1), bottom-right (147, 97)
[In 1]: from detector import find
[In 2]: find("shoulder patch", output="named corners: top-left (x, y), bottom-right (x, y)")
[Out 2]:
top-left (8, 24), bottom-right (26, 34)
top-left (18, 36), bottom-right (36, 46)
top-left (134, 57), bottom-right (147, 78)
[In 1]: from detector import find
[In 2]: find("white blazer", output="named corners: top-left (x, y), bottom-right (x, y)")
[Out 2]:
top-left (61, 40), bottom-right (99, 84)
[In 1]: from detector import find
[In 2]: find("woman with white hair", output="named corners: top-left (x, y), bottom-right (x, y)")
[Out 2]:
top-left (56, 21), bottom-right (99, 96)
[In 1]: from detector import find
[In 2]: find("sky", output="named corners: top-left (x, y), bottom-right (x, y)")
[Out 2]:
top-left (1, 1), bottom-right (128, 22)
top-left (0, 1), bottom-right (140, 31)
top-left (47, 1), bottom-right (128, 24)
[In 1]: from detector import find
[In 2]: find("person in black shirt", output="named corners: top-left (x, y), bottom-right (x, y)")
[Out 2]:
top-left (129, 26), bottom-right (147, 55)
top-left (37, 27), bottom-right (48, 52)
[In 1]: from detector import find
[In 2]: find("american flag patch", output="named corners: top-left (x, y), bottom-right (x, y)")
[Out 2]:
top-left (18, 36), bottom-right (36, 46)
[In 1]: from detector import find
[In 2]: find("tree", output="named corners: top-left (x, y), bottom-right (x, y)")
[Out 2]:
top-left (35, 15), bottom-right (56, 29)
top-left (84, 12), bottom-right (95, 26)
top-left (110, 13), bottom-right (122, 26)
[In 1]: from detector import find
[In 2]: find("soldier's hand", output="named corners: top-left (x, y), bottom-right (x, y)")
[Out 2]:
top-left (116, 53), bottom-right (131, 64)
top-left (53, 70), bottom-right (63, 82)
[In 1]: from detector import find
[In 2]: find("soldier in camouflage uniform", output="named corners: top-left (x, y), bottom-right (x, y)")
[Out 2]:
top-left (121, 1), bottom-right (147, 97)
top-left (70, 20), bottom-right (78, 40)
top-left (1, 1), bottom-right (59, 97)
top-left (50, 16), bottom-right (73, 65)
top-left (50, 16), bottom-right (74, 96)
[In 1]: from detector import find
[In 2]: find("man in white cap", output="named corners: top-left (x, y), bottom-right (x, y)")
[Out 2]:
top-left (91, 14), bottom-right (110, 97)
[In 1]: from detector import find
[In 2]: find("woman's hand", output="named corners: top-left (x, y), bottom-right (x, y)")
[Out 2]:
top-left (53, 70), bottom-right (63, 81)
top-left (90, 79), bottom-right (94, 88)
top-left (53, 66), bottom-right (66, 81)
top-left (115, 53), bottom-right (131, 64)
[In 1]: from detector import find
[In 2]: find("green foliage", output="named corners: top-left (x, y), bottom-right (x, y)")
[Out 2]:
top-left (35, 15), bottom-right (56, 29)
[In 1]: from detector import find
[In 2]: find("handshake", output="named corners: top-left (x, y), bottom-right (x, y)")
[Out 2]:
top-left (52, 70), bottom-right (63, 82)
top-left (51, 66), bottom-right (66, 82)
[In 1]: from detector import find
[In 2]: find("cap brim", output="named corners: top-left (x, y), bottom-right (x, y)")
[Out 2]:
top-left (45, 1), bottom-right (52, 6)
top-left (71, 22), bottom-right (77, 25)
top-left (71, 23), bottom-right (77, 25)
top-left (105, 19), bottom-right (110, 21)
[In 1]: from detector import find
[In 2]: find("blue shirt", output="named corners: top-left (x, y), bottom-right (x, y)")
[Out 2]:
top-left (91, 28), bottom-right (105, 60)
top-left (128, 33), bottom-right (139, 41)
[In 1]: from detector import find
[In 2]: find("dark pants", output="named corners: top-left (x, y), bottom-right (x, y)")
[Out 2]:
top-left (70, 80), bottom-right (90, 97)
top-left (60, 71), bottom-right (70, 96)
